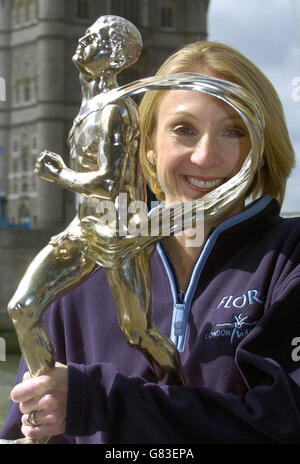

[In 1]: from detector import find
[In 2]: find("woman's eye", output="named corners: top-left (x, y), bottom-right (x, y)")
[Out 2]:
top-left (173, 126), bottom-right (194, 135)
top-left (223, 127), bottom-right (245, 137)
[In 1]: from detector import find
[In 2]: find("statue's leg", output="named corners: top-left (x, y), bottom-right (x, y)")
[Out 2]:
top-left (106, 249), bottom-right (186, 385)
top-left (7, 242), bottom-right (95, 377)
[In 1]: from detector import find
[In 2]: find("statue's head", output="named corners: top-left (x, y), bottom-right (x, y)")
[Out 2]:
top-left (72, 15), bottom-right (143, 78)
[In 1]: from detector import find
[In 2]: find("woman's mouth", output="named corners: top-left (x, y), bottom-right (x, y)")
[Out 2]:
top-left (185, 176), bottom-right (224, 190)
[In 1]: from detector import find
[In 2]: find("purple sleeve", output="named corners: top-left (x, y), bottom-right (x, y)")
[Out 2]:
top-left (65, 355), bottom-right (300, 443)
top-left (65, 278), bottom-right (300, 444)
top-left (0, 357), bottom-right (26, 441)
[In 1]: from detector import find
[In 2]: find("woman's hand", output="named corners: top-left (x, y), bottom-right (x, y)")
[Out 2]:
top-left (10, 362), bottom-right (68, 441)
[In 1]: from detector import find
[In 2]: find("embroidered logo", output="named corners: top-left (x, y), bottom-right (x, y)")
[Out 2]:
top-left (216, 289), bottom-right (263, 310)
top-left (205, 313), bottom-right (257, 344)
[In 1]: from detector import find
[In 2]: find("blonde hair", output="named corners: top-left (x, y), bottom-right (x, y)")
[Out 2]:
top-left (139, 41), bottom-right (295, 206)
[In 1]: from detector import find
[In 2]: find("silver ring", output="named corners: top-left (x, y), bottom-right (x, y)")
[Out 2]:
top-left (25, 411), bottom-right (39, 427)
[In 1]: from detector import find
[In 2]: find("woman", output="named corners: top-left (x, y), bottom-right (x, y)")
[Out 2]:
top-left (1, 41), bottom-right (300, 444)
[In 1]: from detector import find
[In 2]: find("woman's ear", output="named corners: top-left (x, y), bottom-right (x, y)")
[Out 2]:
top-left (147, 149), bottom-right (156, 165)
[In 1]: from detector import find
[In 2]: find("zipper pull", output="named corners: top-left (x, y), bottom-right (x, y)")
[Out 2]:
top-left (171, 290), bottom-right (186, 350)
top-left (173, 302), bottom-right (185, 337)
top-left (177, 290), bottom-right (185, 304)
top-left (174, 291), bottom-right (185, 336)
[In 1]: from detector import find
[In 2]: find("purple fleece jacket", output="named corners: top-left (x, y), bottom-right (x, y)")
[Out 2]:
top-left (1, 195), bottom-right (300, 444)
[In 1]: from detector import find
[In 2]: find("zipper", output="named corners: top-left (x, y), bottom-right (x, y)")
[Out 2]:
top-left (160, 232), bottom-right (213, 298)
top-left (159, 241), bottom-right (181, 295)
top-left (159, 235), bottom-right (210, 352)
top-left (157, 195), bottom-right (273, 353)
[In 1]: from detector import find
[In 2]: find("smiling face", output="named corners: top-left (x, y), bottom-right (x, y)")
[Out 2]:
top-left (147, 89), bottom-right (251, 208)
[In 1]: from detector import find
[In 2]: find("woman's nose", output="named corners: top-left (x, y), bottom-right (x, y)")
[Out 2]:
top-left (190, 134), bottom-right (221, 168)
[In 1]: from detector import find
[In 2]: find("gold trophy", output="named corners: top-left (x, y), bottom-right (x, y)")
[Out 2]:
top-left (1, 16), bottom-right (264, 444)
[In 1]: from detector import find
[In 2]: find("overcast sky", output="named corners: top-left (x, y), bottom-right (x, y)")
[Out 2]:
top-left (207, 0), bottom-right (300, 212)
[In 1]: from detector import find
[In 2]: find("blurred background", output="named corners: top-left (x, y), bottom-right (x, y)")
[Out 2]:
top-left (0, 0), bottom-right (299, 431)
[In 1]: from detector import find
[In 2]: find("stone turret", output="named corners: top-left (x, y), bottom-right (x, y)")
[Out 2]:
top-left (6, 0), bottom-right (68, 230)
top-left (35, 0), bottom-right (66, 229)
top-left (0, 0), bottom-right (11, 219)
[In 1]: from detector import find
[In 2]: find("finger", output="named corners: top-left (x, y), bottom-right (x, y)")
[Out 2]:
top-left (11, 376), bottom-right (48, 403)
top-left (41, 150), bottom-right (52, 156)
top-left (21, 406), bottom-right (63, 427)
top-left (21, 421), bottom-right (65, 441)
top-left (22, 371), bottom-right (31, 382)
top-left (21, 410), bottom-right (46, 427)
top-left (43, 150), bottom-right (58, 157)
top-left (19, 396), bottom-right (42, 414)
top-left (20, 389), bottom-right (62, 415)
top-left (21, 424), bottom-right (46, 441)
top-left (48, 152), bottom-right (59, 159)
top-left (37, 152), bottom-right (50, 163)
top-left (41, 150), bottom-right (57, 160)
top-left (20, 390), bottom-right (56, 414)
top-left (38, 151), bottom-right (47, 160)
